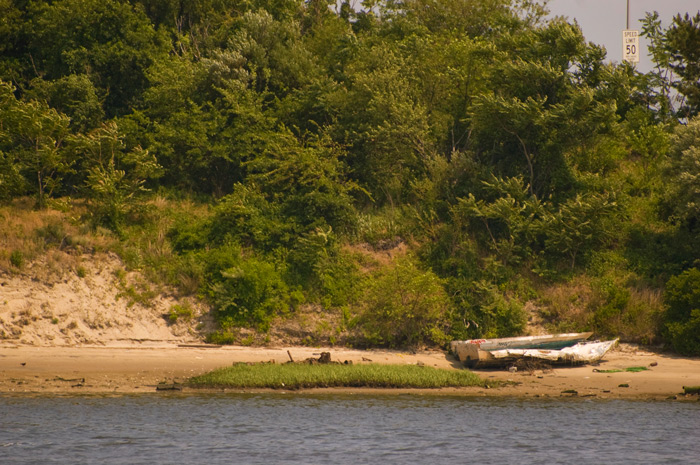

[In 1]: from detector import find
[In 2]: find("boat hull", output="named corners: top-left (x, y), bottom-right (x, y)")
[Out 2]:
top-left (451, 332), bottom-right (593, 353)
top-left (453, 339), bottom-right (618, 369)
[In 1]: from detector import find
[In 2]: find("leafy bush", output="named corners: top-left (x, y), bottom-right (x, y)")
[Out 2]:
top-left (286, 227), bottom-right (360, 307)
top-left (168, 217), bottom-right (209, 253)
top-left (168, 303), bottom-right (195, 323)
top-left (208, 183), bottom-right (290, 250)
top-left (36, 221), bottom-right (68, 247)
top-left (452, 176), bottom-right (621, 272)
top-left (210, 253), bottom-right (293, 331)
top-left (541, 192), bottom-right (620, 269)
top-left (355, 257), bottom-right (450, 348)
top-left (205, 331), bottom-right (237, 345)
top-left (592, 277), bottom-right (631, 337)
top-left (457, 279), bottom-right (527, 339)
top-left (664, 268), bottom-right (700, 355)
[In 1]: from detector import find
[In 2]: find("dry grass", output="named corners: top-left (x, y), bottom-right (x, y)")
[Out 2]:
top-left (608, 286), bottom-right (664, 345)
top-left (536, 276), bottom-right (597, 332)
top-left (534, 276), bottom-right (664, 344)
top-left (0, 197), bottom-right (115, 273)
top-left (268, 304), bottom-right (350, 347)
top-left (342, 239), bottom-right (410, 275)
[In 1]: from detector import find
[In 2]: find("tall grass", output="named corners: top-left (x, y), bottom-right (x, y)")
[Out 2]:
top-left (188, 363), bottom-right (486, 390)
top-left (0, 197), bottom-right (112, 272)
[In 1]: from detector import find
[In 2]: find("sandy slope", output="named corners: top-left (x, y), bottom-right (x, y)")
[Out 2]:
top-left (0, 253), bottom-right (208, 346)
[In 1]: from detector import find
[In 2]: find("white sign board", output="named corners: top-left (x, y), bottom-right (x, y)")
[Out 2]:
top-left (622, 30), bottom-right (639, 63)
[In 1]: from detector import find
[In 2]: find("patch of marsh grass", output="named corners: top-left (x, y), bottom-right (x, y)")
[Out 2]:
top-left (594, 366), bottom-right (649, 373)
top-left (188, 363), bottom-right (486, 390)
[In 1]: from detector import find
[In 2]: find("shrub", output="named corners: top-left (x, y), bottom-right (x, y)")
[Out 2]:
top-left (168, 217), bottom-right (209, 253)
top-left (591, 279), bottom-right (664, 343)
top-left (36, 221), bottom-right (67, 247)
top-left (286, 227), bottom-right (360, 307)
top-left (464, 280), bottom-right (527, 339)
top-left (210, 254), bottom-right (292, 331)
top-left (168, 303), bottom-right (195, 323)
top-left (10, 250), bottom-right (24, 268)
top-left (0, 151), bottom-right (26, 202)
top-left (205, 330), bottom-right (237, 345)
top-left (664, 268), bottom-right (700, 355)
top-left (208, 183), bottom-right (289, 250)
top-left (355, 257), bottom-right (450, 348)
top-left (247, 131), bottom-right (358, 233)
top-left (592, 278), bottom-right (631, 337)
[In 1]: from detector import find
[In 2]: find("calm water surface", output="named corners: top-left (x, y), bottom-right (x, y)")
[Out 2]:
top-left (1, 394), bottom-right (698, 464)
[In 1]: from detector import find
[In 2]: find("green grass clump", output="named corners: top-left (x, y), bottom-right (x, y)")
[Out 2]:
top-left (10, 250), bottom-right (24, 268)
top-left (595, 366), bottom-right (649, 373)
top-left (168, 303), bottom-right (195, 323)
top-left (188, 363), bottom-right (486, 390)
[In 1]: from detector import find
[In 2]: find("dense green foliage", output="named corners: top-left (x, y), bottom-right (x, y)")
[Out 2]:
top-left (188, 362), bottom-right (486, 389)
top-left (664, 268), bottom-right (700, 355)
top-left (2, 0), bottom-right (700, 353)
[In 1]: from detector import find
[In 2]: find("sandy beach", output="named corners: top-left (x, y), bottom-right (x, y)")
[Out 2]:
top-left (2, 342), bottom-right (699, 400)
top-left (3, 252), bottom-right (699, 400)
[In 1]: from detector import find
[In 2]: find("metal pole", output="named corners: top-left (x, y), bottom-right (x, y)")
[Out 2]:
top-left (627, 0), bottom-right (630, 29)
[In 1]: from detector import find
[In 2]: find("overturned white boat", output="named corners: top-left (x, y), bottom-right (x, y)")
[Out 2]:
top-left (451, 333), bottom-right (618, 369)
top-left (451, 332), bottom-right (593, 352)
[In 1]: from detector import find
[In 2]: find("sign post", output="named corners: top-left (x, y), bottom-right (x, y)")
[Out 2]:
top-left (622, 29), bottom-right (639, 63)
top-left (622, 0), bottom-right (639, 64)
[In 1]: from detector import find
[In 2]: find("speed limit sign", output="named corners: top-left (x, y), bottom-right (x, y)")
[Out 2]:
top-left (623, 30), bottom-right (639, 63)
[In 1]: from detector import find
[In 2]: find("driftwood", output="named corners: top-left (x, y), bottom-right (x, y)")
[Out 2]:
top-left (54, 376), bottom-right (85, 383)
top-left (177, 344), bottom-right (222, 349)
top-left (278, 352), bottom-right (354, 365)
top-left (304, 352), bottom-right (332, 364)
top-left (156, 383), bottom-right (182, 391)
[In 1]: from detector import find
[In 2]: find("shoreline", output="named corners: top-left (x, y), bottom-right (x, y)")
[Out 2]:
top-left (1, 343), bottom-right (699, 400)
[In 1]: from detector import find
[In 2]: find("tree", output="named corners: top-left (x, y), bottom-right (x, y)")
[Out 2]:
top-left (246, 130), bottom-right (359, 232)
top-left (128, 51), bottom-right (274, 195)
top-left (660, 118), bottom-right (700, 230)
top-left (25, 74), bottom-right (104, 133)
top-left (665, 13), bottom-right (700, 118)
top-left (227, 9), bottom-right (319, 99)
top-left (26, 0), bottom-right (169, 116)
top-left (642, 12), bottom-right (700, 119)
top-left (640, 12), bottom-right (676, 119)
top-left (0, 80), bottom-right (72, 207)
top-left (329, 41), bottom-right (436, 204)
top-left (467, 20), bottom-right (618, 198)
top-left (72, 122), bottom-right (160, 232)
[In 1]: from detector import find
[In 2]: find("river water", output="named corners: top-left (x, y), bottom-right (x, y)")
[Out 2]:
top-left (1, 394), bottom-right (698, 464)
